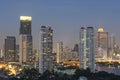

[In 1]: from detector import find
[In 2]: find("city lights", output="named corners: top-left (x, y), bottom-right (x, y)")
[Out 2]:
top-left (0, 1), bottom-right (120, 79)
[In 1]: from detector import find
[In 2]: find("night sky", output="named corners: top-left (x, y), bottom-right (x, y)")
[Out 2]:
top-left (0, 0), bottom-right (120, 49)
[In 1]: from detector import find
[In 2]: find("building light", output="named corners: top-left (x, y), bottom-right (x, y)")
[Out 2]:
top-left (20, 16), bottom-right (32, 21)
top-left (98, 27), bottom-right (104, 32)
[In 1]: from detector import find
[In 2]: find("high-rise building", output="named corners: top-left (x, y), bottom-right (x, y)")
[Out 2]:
top-left (108, 34), bottom-right (115, 58)
top-left (0, 49), bottom-right (3, 58)
top-left (0, 49), bottom-right (4, 63)
top-left (56, 42), bottom-right (63, 63)
top-left (19, 16), bottom-right (33, 64)
top-left (109, 35), bottom-right (115, 50)
top-left (39, 26), bottom-right (53, 74)
top-left (4, 36), bottom-right (16, 62)
top-left (79, 27), bottom-right (95, 72)
top-left (95, 27), bottom-right (108, 58)
top-left (19, 35), bottom-right (32, 64)
top-left (20, 16), bottom-right (32, 35)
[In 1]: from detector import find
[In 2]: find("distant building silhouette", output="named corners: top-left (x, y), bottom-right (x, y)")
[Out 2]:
top-left (4, 36), bottom-right (16, 62)
top-left (73, 44), bottom-right (79, 53)
top-left (108, 35), bottom-right (115, 58)
top-left (72, 44), bottom-right (79, 60)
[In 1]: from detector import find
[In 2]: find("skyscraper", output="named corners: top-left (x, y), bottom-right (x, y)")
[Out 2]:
top-left (39, 26), bottom-right (53, 74)
top-left (5, 36), bottom-right (16, 62)
top-left (19, 16), bottom-right (33, 64)
top-left (20, 16), bottom-right (32, 35)
top-left (56, 42), bottom-right (63, 63)
top-left (79, 27), bottom-right (95, 72)
top-left (19, 35), bottom-right (32, 64)
top-left (95, 27), bottom-right (108, 58)
top-left (108, 34), bottom-right (115, 58)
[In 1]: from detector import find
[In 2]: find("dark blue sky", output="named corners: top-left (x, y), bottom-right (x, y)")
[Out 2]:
top-left (0, 0), bottom-right (120, 49)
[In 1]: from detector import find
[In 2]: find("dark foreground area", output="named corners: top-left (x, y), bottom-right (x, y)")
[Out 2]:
top-left (0, 67), bottom-right (120, 80)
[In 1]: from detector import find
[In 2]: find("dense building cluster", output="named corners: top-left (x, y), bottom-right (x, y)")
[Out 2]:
top-left (0, 16), bottom-right (120, 79)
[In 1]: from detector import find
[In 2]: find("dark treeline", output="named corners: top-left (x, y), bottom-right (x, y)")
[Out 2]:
top-left (1, 68), bottom-right (120, 80)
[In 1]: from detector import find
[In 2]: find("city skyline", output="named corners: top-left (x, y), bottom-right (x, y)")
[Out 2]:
top-left (1, 1), bottom-right (120, 79)
top-left (0, 1), bottom-right (120, 49)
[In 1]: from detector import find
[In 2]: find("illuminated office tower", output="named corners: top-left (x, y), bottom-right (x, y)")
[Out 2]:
top-left (5, 36), bottom-right (16, 62)
top-left (39, 26), bottom-right (53, 74)
top-left (19, 16), bottom-right (33, 64)
top-left (95, 27), bottom-right (108, 58)
top-left (79, 27), bottom-right (95, 72)
top-left (56, 42), bottom-right (63, 63)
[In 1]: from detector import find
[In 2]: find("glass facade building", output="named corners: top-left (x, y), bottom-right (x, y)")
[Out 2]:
top-left (19, 16), bottom-right (33, 64)
top-left (79, 27), bottom-right (95, 72)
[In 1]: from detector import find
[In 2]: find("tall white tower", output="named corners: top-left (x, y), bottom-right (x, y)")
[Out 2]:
top-left (39, 26), bottom-right (53, 74)
top-left (56, 42), bottom-right (63, 63)
top-left (79, 27), bottom-right (95, 72)
top-left (79, 27), bottom-right (87, 69)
